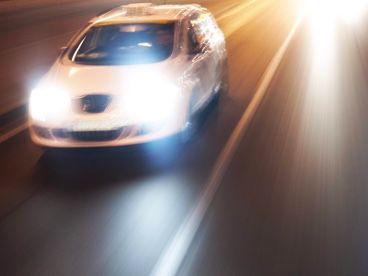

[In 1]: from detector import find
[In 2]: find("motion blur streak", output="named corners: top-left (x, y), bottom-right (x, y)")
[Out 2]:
top-left (299, 0), bottom-right (367, 180)
top-left (301, 10), bottom-right (341, 170)
top-left (215, 0), bottom-right (272, 37)
top-left (92, 174), bottom-right (192, 276)
top-left (150, 14), bottom-right (304, 276)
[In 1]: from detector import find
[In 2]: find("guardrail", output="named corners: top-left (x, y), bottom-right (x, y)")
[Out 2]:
top-left (0, 104), bottom-right (27, 128)
top-left (0, 104), bottom-right (28, 144)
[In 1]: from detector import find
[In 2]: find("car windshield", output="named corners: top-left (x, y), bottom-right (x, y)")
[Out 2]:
top-left (70, 23), bottom-right (175, 65)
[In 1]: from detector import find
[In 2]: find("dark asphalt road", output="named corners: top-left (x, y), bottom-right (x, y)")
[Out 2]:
top-left (3, 0), bottom-right (368, 275)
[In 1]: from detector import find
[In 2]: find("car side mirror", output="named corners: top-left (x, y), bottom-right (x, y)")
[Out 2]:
top-left (59, 46), bottom-right (68, 56)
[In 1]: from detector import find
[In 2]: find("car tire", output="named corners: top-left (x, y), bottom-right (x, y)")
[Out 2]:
top-left (219, 57), bottom-right (229, 95)
top-left (180, 87), bottom-right (201, 143)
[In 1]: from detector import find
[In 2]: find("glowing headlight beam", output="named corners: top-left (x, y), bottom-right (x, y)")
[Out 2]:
top-left (119, 75), bottom-right (181, 125)
top-left (29, 85), bottom-right (71, 122)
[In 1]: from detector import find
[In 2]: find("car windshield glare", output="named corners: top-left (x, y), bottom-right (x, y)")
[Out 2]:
top-left (70, 23), bottom-right (175, 65)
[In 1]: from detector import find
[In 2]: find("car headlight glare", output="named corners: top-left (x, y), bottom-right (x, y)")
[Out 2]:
top-left (29, 85), bottom-right (71, 122)
top-left (121, 77), bottom-right (181, 124)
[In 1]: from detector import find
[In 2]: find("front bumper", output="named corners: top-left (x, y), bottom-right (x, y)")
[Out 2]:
top-left (29, 122), bottom-right (184, 148)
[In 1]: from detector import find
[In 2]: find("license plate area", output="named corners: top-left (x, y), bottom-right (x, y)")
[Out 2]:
top-left (71, 118), bottom-right (124, 132)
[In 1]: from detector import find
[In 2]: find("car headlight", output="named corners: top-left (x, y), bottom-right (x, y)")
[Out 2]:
top-left (29, 85), bottom-right (71, 122)
top-left (121, 76), bottom-right (181, 124)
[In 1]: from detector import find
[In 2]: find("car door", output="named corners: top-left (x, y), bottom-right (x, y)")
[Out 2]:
top-left (197, 14), bottom-right (223, 92)
top-left (186, 15), bottom-right (216, 112)
top-left (207, 14), bottom-right (227, 91)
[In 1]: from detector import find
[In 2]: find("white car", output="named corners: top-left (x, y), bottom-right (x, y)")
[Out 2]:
top-left (29, 3), bottom-right (227, 148)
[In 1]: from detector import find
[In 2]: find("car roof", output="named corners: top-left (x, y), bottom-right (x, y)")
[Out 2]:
top-left (90, 3), bottom-right (208, 26)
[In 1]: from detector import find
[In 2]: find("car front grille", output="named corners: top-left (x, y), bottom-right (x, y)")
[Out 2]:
top-left (34, 126), bottom-right (140, 142)
top-left (79, 94), bottom-right (112, 113)
top-left (69, 128), bottom-right (124, 142)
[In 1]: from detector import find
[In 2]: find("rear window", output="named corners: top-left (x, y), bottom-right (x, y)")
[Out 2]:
top-left (70, 23), bottom-right (175, 65)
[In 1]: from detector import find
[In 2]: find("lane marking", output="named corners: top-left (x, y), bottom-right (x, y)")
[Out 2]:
top-left (0, 122), bottom-right (28, 145)
top-left (150, 14), bottom-right (304, 276)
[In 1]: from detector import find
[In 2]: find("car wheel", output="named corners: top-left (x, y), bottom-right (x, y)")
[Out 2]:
top-left (219, 58), bottom-right (229, 95)
top-left (180, 88), bottom-right (201, 143)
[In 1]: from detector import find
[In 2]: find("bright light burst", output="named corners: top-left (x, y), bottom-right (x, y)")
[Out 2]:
top-left (305, 0), bottom-right (368, 24)
top-left (304, 0), bottom-right (368, 66)
top-left (297, 0), bottom-right (367, 169)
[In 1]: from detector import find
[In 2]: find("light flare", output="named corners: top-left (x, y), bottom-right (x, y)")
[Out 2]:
top-left (305, 0), bottom-right (368, 24)
top-left (119, 73), bottom-right (182, 125)
top-left (29, 85), bottom-right (71, 122)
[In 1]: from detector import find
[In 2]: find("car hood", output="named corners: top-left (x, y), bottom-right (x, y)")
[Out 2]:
top-left (44, 57), bottom-right (188, 97)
